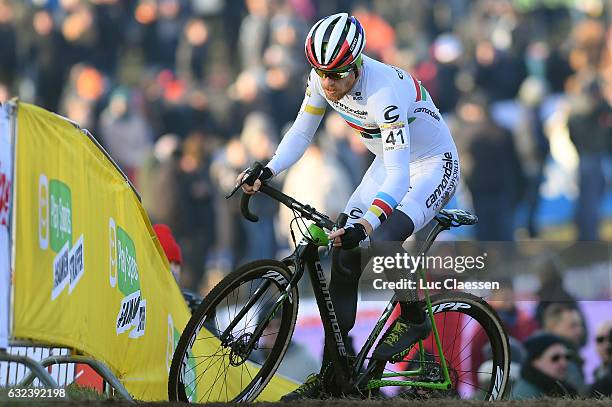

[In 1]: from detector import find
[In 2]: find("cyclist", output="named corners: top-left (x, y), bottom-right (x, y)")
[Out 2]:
top-left (238, 12), bottom-right (460, 399)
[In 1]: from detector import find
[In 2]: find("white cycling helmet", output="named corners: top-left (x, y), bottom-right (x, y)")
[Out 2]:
top-left (305, 13), bottom-right (366, 71)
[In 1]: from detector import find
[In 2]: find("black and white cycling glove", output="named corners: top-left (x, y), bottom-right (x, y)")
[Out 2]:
top-left (339, 223), bottom-right (368, 250)
top-left (259, 167), bottom-right (274, 183)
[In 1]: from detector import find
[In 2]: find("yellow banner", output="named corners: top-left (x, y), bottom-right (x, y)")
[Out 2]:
top-left (11, 102), bottom-right (296, 401)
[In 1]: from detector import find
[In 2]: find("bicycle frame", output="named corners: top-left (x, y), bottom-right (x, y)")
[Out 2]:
top-left (353, 220), bottom-right (454, 392)
top-left (278, 217), bottom-right (455, 395)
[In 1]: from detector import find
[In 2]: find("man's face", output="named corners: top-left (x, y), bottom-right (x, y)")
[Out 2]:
top-left (320, 70), bottom-right (357, 102)
top-left (533, 343), bottom-right (569, 380)
top-left (595, 322), bottom-right (612, 363)
top-left (550, 310), bottom-right (583, 347)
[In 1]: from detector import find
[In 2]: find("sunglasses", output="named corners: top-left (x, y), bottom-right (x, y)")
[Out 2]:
top-left (549, 353), bottom-right (570, 363)
top-left (314, 67), bottom-right (353, 80)
top-left (596, 335), bottom-right (609, 344)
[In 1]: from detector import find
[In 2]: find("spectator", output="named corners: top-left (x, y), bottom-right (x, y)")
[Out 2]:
top-left (99, 87), bottom-right (153, 181)
top-left (140, 0), bottom-right (185, 70)
top-left (590, 320), bottom-right (612, 396)
top-left (226, 69), bottom-right (271, 136)
top-left (593, 320), bottom-right (612, 382)
top-left (175, 17), bottom-right (210, 83)
top-left (91, 0), bottom-right (126, 74)
top-left (27, 8), bottom-right (68, 112)
top-left (351, 4), bottom-right (396, 60)
top-left (428, 33), bottom-right (464, 114)
top-left (277, 136), bottom-right (352, 249)
top-left (239, 112), bottom-right (279, 261)
top-left (153, 223), bottom-right (183, 282)
top-left (511, 333), bottom-right (578, 399)
top-left (514, 76), bottom-right (549, 237)
top-left (451, 92), bottom-right (525, 240)
top-left (473, 39), bottom-right (527, 102)
top-left (535, 256), bottom-right (588, 346)
top-left (153, 223), bottom-right (202, 313)
top-left (238, 0), bottom-right (272, 71)
top-left (319, 112), bottom-right (369, 189)
top-left (141, 134), bottom-right (190, 246)
top-left (567, 78), bottom-right (610, 241)
top-left (59, 2), bottom-right (99, 68)
top-left (209, 137), bottom-right (249, 275)
top-left (540, 303), bottom-right (587, 394)
top-left (177, 130), bottom-right (216, 290)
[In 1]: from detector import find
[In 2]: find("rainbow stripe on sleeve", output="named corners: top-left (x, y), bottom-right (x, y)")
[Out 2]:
top-left (366, 192), bottom-right (398, 226)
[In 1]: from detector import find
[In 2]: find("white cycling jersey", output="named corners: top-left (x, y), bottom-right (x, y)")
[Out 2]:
top-left (267, 54), bottom-right (459, 232)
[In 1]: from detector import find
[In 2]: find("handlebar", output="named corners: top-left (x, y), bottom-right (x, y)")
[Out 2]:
top-left (228, 162), bottom-right (336, 231)
top-left (241, 183), bottom-right (336, 230)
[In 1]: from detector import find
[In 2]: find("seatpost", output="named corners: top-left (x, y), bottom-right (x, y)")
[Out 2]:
top-left (417, 222), bottom-right (450, 258)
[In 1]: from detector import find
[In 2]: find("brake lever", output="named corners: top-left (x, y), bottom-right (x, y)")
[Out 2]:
top-left (326, 232), bottom-right (335, 256)
top-left (325, 222), bottom-right (341, 256)
top-left (225, 166), bottom-right (256, 199)
top-left (326, 213), bottom-right (348, 255)
top-left (225, 182), bottom-right (243, 199)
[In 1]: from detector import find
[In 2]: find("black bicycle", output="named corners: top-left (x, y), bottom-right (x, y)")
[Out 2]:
top-left (168, 163), bottom-right (511, 402)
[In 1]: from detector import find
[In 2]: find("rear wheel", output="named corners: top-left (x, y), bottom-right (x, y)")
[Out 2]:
top-left (369, 292), bottom-right (510, 400)
top-left (168, 260), bottom-right (299, 403)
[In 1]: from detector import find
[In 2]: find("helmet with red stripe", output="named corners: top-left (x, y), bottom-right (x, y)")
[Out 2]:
top-left (305, 13), bottom-right (366, 71)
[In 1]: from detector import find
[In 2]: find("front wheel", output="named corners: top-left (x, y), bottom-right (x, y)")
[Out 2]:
top-left (168, 260), bottom-right (299, 403)
top-left (369, 292), bottom-right (511, 400)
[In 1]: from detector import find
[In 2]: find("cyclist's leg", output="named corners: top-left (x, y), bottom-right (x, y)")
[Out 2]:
top-left (392, 149), bottom-right (460, 317)
top-left (369, 150), bottom-right (460, 360)
top-left (369, 211), bottom-right (422, 321)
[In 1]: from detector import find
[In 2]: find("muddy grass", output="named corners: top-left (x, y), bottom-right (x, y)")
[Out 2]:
top-left (1, 398), bottom-right (611, 407)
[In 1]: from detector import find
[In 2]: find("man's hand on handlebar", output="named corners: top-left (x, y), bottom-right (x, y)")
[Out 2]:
top-left (329, 218), bottom-right (373, 249)
top-left (236, 171), bottom-right (261, 195)
top-left (235, 166), bottom-right (274, 195)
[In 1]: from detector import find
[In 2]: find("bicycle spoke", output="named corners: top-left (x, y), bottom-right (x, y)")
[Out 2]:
top-left (456, 378), bottom-right (488, 393)
top-left (170, 263), bottom-right (298, 403)
top-left (450, 313), bottom-right (461, 363)
top-left (185, 350), bottom-right (228, 399)
top-left (224, 360), bottom-right (230, 402)
top-left (448, 318), bottom-right (476, 364)
top-left (202, 353), bottom-right (230, 402)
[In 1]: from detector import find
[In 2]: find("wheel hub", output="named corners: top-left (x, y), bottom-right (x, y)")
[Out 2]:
top-left (229, 332), bottom-right (256, 366)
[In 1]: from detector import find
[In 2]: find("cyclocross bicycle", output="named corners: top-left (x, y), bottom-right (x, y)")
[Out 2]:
top-left (168, 163), bottom-right (511, 402)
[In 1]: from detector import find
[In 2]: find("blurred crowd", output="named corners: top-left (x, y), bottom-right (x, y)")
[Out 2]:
top-left (0, 0), bottom-right (610, 294)
top-left (472, 258), bottom-right (612, 398)
top-left (0, 0), bottom-right (608, 397)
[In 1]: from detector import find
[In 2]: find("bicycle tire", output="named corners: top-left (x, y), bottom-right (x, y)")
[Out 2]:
top-left (369, 291), bottom-right (510, 400)
top-left (168, 259), bottom-right (299, 403)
